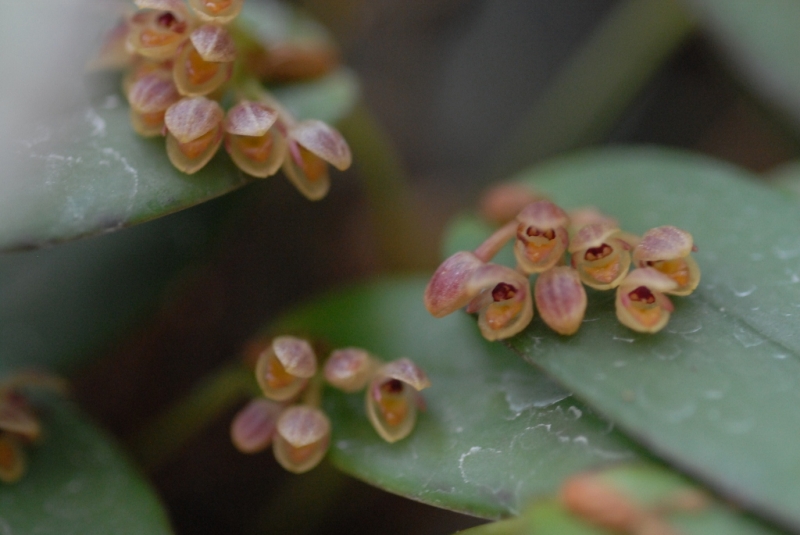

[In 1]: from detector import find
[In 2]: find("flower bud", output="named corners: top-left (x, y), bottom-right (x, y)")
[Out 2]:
top-left (173, 25), bottom-right (235, 97)
top-left (188, 0), bottom-right (244, 24)
top-left (569, 223), bottom-right (632, 290)
top-left (127, 72), bottom-right (181, 136)
top-left (0, 391), bottom-right (41, 442)
top-left (632, 226), bottom-right (700, 296)
top-left (127, 2), bottom-right (191, 61)
top-left (254, 336), bottom-right (317, 401)
top-left (467, 264), bottom-right (534, 341)
top-left (514, 200), bottom-right (570, 274)
top-left (0, 433), bottom-right (25, 484)
top-left (87, 18), bottom-right (133, 71)
top-left (366, 359), bottom-right (430, 443)
top-left (230, 398), bottom-right (282, 454)
top-left (273, 406), bottom-right (331, 473)
top-left (324, 347), bottom-right (376, 392)
top-left (478, 183), bottom-right (546, 225)
top-left (224, 101), bottom-right (286, 178)
top-left (424, 251), bottom-right (534, 341)
top-left (164, 97), bottom-right (224, 174)
top-left (535, 267), bottom-right (587, 335)
top-left (283, 120), bottom-right (352, 201)
top-left (424, 251), bottom-right (486, 318)
top-left (615, 268), bottom-right (677, 333)
top-left (566, 207), bottom-right (618, 237)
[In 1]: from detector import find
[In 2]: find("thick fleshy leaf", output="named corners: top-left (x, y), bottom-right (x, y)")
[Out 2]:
top-left (443, 147), bottom-right (800, 531)
top-left (682, 0), bottom-right (800, 133)
top-left (0, 395), bottom-right (172, 534)
top-left (276, 277), bottom-right (775, 532)
top-left (275, 278), bottom-right (642, 517)
top-left (0, 0), bottom-right (358, 251)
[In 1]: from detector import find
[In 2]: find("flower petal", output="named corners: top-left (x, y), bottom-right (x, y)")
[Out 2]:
top-left (230, 398), bottom-right (281, 454)
top-left (289, 120), bottom-right (351, 171)
top-left (535, 267), bottom-right (587, 335)
top-left (165, 97), bottom-right (224, 143)
top-left (634, 226), bottom-right (695, 263)
top-left (424, 251), bottom-right (485, 318)
top-left (190, 24), bottom-right (236, 62)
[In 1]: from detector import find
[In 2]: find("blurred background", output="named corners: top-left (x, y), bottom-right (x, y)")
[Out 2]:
top-left (56, 0), bottom-right (799, 533)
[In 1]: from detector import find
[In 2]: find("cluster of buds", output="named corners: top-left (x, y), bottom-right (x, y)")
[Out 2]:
top-left (230, 336), bottom-right (429, 473)
top-left (425, 192), bottom-right (700, 339)
top-left (0, 373), bottom-right (67, 484)
top-left (94, 0), bottom-right (352, 200)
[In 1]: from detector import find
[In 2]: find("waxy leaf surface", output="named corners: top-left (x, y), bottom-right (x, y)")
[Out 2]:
top-left (683, 0), bottom-right (800, 133)
top-left (0, 0), bottom-right (358, 251)
top-left (277, 277), bottom-right (779, 533)
top-left (0, 394), bottom-right (173, 535)
top-left (444, 148), bottom-right (800, 531)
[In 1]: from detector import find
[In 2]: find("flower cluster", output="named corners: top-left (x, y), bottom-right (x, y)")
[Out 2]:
top-left (230, 336), bottom-right (429, 473)
top-left (94, 0), bottom-right (352, 200)
top-left (425, 193), bottom-right (700, 339)
top-left (0, 373), bottom-right (67, 484)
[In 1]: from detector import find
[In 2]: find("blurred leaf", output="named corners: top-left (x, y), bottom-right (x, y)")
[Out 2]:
top-left (444, 147), bottom-right (800, 531)
top-left (0, 204), bottom-right (216, 375)
top-left (683, 0), bottom-right (800, 133)
top-left (0, 0), bottom-right (358, 251)
top-left (0, 394), bottom-right (172, 534)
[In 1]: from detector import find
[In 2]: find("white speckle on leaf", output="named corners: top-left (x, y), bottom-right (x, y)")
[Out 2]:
top-left (572, 435), bottom-right (588, 445)
top-left (567, 406), bottom-right (582, 420)
top-left (612, 336), bottom-right (635, 343)
top-left (731, 284), bottom-right (756, 297)
top-left (85, 108), bottom-right (106, 137)
top-left (704, 390), bottom-right (724, 400)
top-left (733, 324), bottom-right (764, 348)
top-left (774, 354), bottom-right (788, 360)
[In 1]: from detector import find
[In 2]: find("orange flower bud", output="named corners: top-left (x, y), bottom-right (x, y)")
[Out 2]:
top-left (127, 72), bottom-right (181, 136)
top-left (282, 120), bottom-right (352, 201)
top-left (127, 2), bottom-right (191, 61)
top-left (535, 267), bottom-right (587, 335)
top-left (273, 406), bottom-right (331, 473)
top-left (224, 101), bottom-right (286, 178)
top-left (164, 97), bottom-right (224, 173)
top-left (188, 0), bottom-right (244, 24)
top-left (365, 359), bottom-right (430, 443)
top-left (569, 223), bottom-right (632, 290)
top-left (514, 200), bottom-right (570, 274)
top-left (615, 268), bottom-right (677, 333)
top-left (230, 398), bottom-right (282, 454)
top-left (633, 226), bottom-right (700, 296)
top-left (173, 25), bottom-right (235, 97)
top-left (254, 336), bottom-right (317, 401)
top-left (324, 348), bottom-right (376, 393)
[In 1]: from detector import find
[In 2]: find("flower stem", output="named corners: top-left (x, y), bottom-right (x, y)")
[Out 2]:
top-left (491, 0), bottom-right (695, 178)
top-left (127, 363), bottom-right (259, 471)
top-left (474, 220), bottom-right (517, 263)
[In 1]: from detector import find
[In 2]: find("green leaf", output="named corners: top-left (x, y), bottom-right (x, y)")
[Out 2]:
top-left (276, 277), bottom-right (776, 534)
top-left (276, 278), bottom-right (643, 518)
top-left (682, 0), bottom-right (800, 132)
top-left (0, 395), bottom-right (173, 534)
top-left (0, 203), bottom-right (216, 375)
top-left (0, 0), bottom-right (359, 251)
top-left (443, 147), bottom-right (800, 531)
